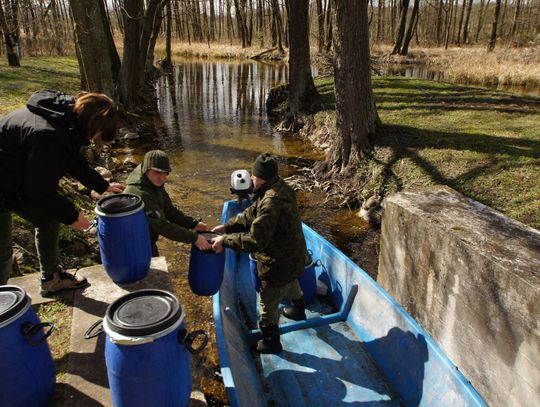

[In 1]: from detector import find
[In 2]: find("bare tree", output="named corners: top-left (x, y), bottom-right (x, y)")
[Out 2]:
top-left (400, 0), bottom-right (420, 55)
top-left (331, 0), bottom-right (378, 172)
top-left (287, 0), bottom-right (318, 121)
top-left (392, 0), bottom-right (410, 54)
top-left (68, 0), bottom-right (119, 95)
top-left (0, 0), bottom-right (19, 65)
top-left (487, 0), bottom-right (502, 50)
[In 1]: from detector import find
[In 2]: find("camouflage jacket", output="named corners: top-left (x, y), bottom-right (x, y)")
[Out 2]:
top-left (125, 164), bottom-right (198, 245)
top-left (222, 178), bottom-right (307, 287)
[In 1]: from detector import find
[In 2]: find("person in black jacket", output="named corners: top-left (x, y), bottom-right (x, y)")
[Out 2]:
top-left (0, 90), bottom-right (124, 294)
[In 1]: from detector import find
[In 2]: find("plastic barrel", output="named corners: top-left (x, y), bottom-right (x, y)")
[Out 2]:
top-left (248, 254), bottom-right (261, 292)
top-left (101, 289), bottom-right (208, 407)
top-left (96, 194), bottom-right (152, 283)
top-left (188, 232), bottom-right (225, 296)
top-left (0, 285), bottom-right (56, 407)
top-left (249, 252), bottom-right (317, 304)
top-left (299, 253), bottom-right (317, 304)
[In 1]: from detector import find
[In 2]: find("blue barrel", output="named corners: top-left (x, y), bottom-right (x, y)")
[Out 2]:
top-left (249, 252), bottom-right (317, 304)
top-left (248, 254), bottom-right (261, 292)
top-left (299, 253), bottom-right (317, 304)
top-left (0, 285), bottom-right (56, 407)
top-left (101, 289), bottom-right (208, 407)
top-left (188, 232), bottom-right (225, 296)
top-left (96, 194), bottom-right (152, 283)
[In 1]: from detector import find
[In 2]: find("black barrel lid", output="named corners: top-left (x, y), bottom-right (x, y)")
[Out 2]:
top-left (0, 286), bottom-right (30, 323)
top-left (105, 289), bottom-right (182, 336)
top-left (97, 194), bottom-right (143, 215)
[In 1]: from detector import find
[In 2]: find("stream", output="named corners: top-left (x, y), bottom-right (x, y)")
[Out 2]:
top-left (114, 58), bottom-right (374, 404)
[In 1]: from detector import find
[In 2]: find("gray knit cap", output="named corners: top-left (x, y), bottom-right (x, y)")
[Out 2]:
top-left (252, 152), bottom-right (278, 181)
top-left (142, 150), bottom-right (171, 173)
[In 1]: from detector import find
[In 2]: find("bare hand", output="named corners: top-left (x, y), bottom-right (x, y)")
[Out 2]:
top-left (212, 224), bottom-right (226, 234)
top-left (70, 212), bottom-right (91, 231)
top-left (107, 182), bottom-right (125, 193)
top-left (212, 236), bottom-right (224, 253)
top-left (194, 222), bottom-right (208, 232)
top-left (195, 234), bottom-right (212, 251)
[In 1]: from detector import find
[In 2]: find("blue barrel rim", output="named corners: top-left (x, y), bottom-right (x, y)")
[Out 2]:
top-left (104, 289), bottom-right (184, 337)
top-left (95, 194), bottom-right (145, 218)
top-left (0, 285), bottom-right (31, 328)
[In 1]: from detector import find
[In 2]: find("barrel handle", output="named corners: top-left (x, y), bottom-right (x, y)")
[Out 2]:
top-left (84, 218), bottom-right (98, 233)
top-left (84, 319), bottom-right (104, 339)
top-left (21, 321), bottom-right (56, 346)
top-left (179, 329), bottom-right (209, 354)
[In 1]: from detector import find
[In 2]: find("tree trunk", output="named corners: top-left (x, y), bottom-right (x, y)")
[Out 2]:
top-left (119, 0), bottom-right (143, 109)
top-left (456, 0), bottom-right (466, 45)
top-left (324, 0), bottom-right (333, 51)
top-left (331, 0), bottom-right (378, 171)
top-left (145, 2), bottom-right (167, 75)
top-left (162, 0), bottom-right (172, 68)
top-left (271, 0), bottom-right (284, 52)
top-left (233, 0), bottom-right (246, 47)
top-left (68, 0), bottom-right (118, 95)
top-left (316, 0), bottom-right (324, 52)
top-left (462, 0), bottom-right (473, 44)
top-left (376, 0), bottom-right (384, 43)
top-left (400, 0), bottom-right (420, 55)
top-left (0, 0), bottom-right (20, 66)
top-left (511, 0), bottom-right (521, 38)
top-left (392, 0), bottom-right (410, 54)
top-left (487, 0), bottom-right (501, 51)
top-left (287, 0), bottom-right (318, 118)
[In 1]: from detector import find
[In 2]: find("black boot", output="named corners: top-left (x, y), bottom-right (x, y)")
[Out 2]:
top-left (256, 324), bottom-right (282, 354)
top-left (282, 298), bottom-right (306, 321)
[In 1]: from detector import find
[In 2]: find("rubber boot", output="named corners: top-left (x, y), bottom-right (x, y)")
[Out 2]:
top-left (256, 324), bottom-right (283, 354)
top-left (282, 298), bottom-right (306, 321)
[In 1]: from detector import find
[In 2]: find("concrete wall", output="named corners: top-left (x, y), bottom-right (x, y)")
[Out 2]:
top-left (377, 187), bottom-right (540, 407)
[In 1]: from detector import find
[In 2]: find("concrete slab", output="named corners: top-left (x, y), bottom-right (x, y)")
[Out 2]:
top-left (7, 273), bottom-right (74, 306)
top-left (64, 257), bottom-right (175, 407)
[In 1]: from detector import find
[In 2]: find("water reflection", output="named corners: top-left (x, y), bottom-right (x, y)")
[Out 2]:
top-left (155, 61), bottom-right (289, 149)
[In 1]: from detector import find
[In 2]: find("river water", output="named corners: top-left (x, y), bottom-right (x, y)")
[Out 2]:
top-left (115, 59), bottom-right (373, 404)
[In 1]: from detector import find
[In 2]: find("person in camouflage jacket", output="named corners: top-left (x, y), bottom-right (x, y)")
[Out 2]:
top-left (212, 152), bottom-right (308, 354)
top-left (124, 150), bottom-right (211, 256)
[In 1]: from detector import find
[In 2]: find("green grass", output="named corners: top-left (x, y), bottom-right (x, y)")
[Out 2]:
top-left (0, 56), bottom-right (80, 115)
top-left (314, 76), bottom-right (540, 229)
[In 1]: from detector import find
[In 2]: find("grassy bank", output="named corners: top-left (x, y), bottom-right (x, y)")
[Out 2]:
top-left (373, 45), bottom-right (540, 89)
top-left (314, 76), bottom-right (540, 230)
top-left (0, 56), bottom-right (80, 116)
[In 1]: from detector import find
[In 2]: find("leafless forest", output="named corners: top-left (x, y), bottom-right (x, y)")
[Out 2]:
top-left (1, 0), bottom-right (538, 60)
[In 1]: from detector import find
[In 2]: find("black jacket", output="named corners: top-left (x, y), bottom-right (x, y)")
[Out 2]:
top-left (0, 90), bottom-right (108, 224)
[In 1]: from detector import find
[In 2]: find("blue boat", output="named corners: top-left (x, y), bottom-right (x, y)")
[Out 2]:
top-left (213, 200), bottom-right (487, 407)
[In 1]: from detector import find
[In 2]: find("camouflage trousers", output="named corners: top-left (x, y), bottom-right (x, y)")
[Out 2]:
top-left (259, 279), bottom-right (303, 326)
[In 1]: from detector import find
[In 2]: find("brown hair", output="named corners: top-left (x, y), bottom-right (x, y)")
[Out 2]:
top-left (73, 92), bottom-right (118, 143)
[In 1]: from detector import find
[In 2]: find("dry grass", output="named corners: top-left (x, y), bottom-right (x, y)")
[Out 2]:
top-left (152, 40), bottom-right (269, 60)
top-left (373, 44), bottom-right (540, 88)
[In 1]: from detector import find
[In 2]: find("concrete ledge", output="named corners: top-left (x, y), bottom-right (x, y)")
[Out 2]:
top-left (377, 187), bottom-right (540, 406)
top-left (64, 257), bottom-right (174, 406)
